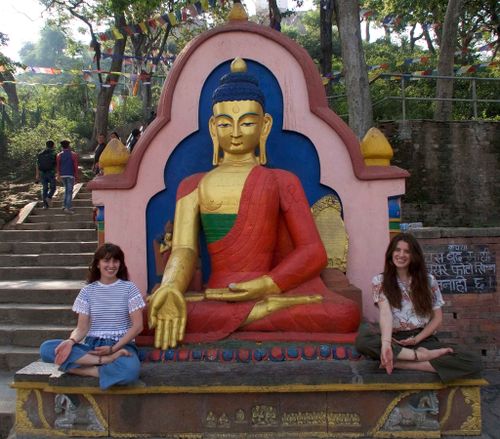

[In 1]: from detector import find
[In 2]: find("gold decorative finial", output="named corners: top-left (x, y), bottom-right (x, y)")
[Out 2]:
top-left (360, 127), bottom-right (394, 166)
top-left (228, 0), bottom-right (248, 21)
top-left (99, 138), bottom-right (130, 175)
top-left (231, 57), bottom-right (247, 73)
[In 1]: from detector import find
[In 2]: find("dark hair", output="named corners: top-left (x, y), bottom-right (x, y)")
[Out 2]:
top-left (87, 243), bottom-right (129, 283)
top-left (132, 128), bottom-right (141, 136)
top-left (110, 131), bottom-right (120, 140)
top-left (46, 140), bottom-right (55, 148)
top-left (60, 140), bottom-right (70, 149)
top-left (382, 233), bottom-right (433, 317)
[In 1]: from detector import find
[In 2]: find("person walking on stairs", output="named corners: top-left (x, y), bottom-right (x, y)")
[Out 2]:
top-left (56, 140), bottom-right (78, 214)
top-left (35, 140), bottom-right (57, 209)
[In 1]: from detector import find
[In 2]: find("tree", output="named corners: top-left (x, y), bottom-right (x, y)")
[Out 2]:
top-left (319, 0), bottom-right (335, 96)
top-left (335, 0), bottom-right (373, 138)
top-left (434, 0), bottom-right (465, 120)
top-left (19, 25), bottom-right (67, 67)
top-left (123, 1), bottom-right (171, 123)
top-left (0, 33), bottom-right (20, 130)
top-left (269, 0), bottom-right (282, 30)
top-left (42, 0), bottom-right (129, 148)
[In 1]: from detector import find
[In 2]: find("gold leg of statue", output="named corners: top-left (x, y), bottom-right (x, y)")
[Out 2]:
top-left (242, 294), bottom-right (323, 326)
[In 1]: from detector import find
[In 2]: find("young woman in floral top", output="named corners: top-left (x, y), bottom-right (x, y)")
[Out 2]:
top-left (355, 233), bottom-right (480, 382)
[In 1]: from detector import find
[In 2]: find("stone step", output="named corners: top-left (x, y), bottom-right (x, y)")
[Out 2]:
top-left (0, 346), bottom-right (40, 371)
top-left (0, 241), bottom-right (97, 254)
top-left (75, 191), bottom-right (92, 198)
top-left (0, 304), bottom-right (75, 326)
top-left (47, 198), bottom-right (93, 207)
top-left (31, 206), bottom-right (94, 216)
top-left (0, 229), bottom-right (96, 242)
top-left (0, 280), bottom-right (82, 304)
top-left (0, 253), bottom-right (94, 267)
top-left (0, 266), bottom-right (88, 280)
top-left (26, 213), bottom-right (91, 223)
top-left (15, 221), bottom-right (95, 230)
top-left (0, 324), bottom-right (74, 347)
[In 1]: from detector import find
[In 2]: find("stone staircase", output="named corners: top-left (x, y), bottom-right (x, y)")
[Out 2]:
top-left (0, 186), bottom-right (97, 371)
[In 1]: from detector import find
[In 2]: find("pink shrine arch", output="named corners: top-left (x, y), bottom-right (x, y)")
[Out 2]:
top-left (88, 21), bottom-right (408, 322)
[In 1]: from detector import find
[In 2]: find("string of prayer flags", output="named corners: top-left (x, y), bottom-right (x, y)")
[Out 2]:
top-left (401, 56), bottom-right (431, 66)
top-left (96, 0), bottom-right (221, 42)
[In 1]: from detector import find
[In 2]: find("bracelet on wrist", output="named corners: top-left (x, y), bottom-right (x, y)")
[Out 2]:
top-left (69, 337), bottom-right (77, 344)
top-left (381, 338), bottom-right (392, 343)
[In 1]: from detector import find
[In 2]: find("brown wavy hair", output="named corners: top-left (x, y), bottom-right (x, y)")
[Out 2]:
top-left (382, 233), bottom-right (432, 317)
top-left (87, 243), bottom-right (129, 283)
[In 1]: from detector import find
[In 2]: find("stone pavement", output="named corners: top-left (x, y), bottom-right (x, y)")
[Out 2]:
top-left (1, 368), bottom-right (499, 439)
top-left (0, 371), bottom-right (15, 439)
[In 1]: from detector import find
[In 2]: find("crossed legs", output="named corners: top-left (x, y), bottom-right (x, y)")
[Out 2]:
top-left (64, 349), bottom-right (131, 378)
top-left (391, 346), bottom-right (454, 373)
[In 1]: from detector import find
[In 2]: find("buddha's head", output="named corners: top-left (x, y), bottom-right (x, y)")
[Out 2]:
top-left (209, 58), bottom-right (273, 165)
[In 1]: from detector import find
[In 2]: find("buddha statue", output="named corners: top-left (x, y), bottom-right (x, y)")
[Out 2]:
top-left (148, 58), bottom-right (361, 349)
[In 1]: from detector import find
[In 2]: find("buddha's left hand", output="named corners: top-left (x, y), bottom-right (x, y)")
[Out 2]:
top-left (205, 275), bottom-right (281, 301)
top-left (148, 287), bottom-right (187, 349)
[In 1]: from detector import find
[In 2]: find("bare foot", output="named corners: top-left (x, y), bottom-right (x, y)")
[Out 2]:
top-left (102, 348), bottom-right (131, 364)
top-left (415, 347), bottom-right (453, 361)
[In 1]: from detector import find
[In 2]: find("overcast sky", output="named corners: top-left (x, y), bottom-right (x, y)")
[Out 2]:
top-left (1, 0), bottom-right (48, 61)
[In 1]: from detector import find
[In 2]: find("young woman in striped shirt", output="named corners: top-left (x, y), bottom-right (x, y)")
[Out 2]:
top-left (40, 243), bottom-right (145, 389)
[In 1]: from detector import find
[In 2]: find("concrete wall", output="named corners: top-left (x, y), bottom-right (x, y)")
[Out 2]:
top-left (413, 228), bottom-right (500, 369)
top-left (378, 120), bottom-right (500, 227)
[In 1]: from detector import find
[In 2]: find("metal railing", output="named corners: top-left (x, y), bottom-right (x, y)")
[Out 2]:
top-left (328, 73), bottom-right (500, 121)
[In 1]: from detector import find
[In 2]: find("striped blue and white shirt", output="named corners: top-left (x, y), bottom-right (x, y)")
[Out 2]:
top-left (73, 279), bottom-right (146, 340)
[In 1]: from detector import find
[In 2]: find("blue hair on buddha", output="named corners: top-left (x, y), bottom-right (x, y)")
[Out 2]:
top-left (212, 58), bottom-right (265, 110)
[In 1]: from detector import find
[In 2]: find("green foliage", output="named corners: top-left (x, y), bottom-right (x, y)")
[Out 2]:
top-left (12, 81), bottom-right (95, 140)
top-left (7, 117), bottom-right (78, 178)
top-left (361, 0), bottom-right (499, 56)
top-left (282, 9), bottom-right (341, 65)
top-left (18, 24), bottom-right (93, 72)
top-left (300, 33), bottom-right (500, 122)
top-left (108, 95), bottom-right (144, 127)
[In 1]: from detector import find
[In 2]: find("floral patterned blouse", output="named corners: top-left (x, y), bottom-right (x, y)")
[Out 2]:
top-left (372, 273), bottom-right (445, 331)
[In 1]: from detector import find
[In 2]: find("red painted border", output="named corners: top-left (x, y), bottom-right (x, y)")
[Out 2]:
top-left (88, 21), bottom-right (408, 191)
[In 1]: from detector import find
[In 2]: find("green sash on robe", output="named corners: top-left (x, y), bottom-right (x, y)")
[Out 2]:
top-left (201, 213), bottom-right (237, 244)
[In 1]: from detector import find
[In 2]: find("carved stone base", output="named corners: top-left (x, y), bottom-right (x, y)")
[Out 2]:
top-left (13, 360), bottom-right (485, 438)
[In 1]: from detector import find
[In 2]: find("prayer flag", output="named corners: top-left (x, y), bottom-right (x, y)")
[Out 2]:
top-left (168, 12), bottom-right (178, 26)
top-left (112, 28), bottom-right (124, 40)
top-left (123, 26), bottom-right (135, 36)
top-left (195, 2), bottom-right (204, 14)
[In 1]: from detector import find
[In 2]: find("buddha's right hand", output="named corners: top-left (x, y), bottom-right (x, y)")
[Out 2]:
top-left (147, 286), bottom-right (187, 349)
top-left (205, 275), bottom-right (281, 301)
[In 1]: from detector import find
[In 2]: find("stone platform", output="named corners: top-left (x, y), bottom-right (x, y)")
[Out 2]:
top-left (12, 352), bottom-right (486, 439)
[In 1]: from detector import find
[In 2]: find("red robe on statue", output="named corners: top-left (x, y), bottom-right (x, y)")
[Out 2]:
top-left (176, 165), bottom-right (360, 343)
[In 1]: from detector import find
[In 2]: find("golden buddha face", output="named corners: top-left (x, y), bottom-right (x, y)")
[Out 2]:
top-left (209, 100), bottom-right (272, 164)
